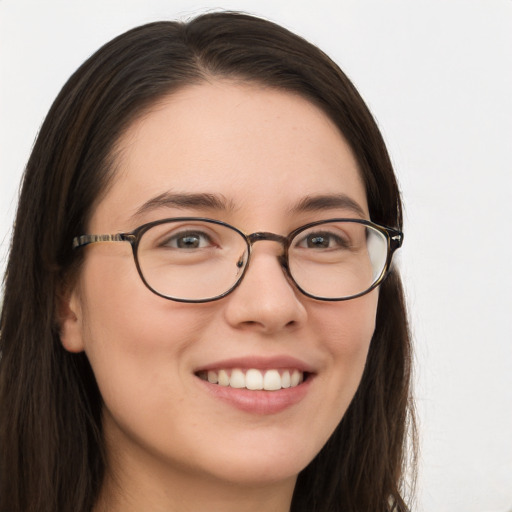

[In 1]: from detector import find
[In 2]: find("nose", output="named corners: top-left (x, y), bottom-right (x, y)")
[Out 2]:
top-left (223, 242), bottom-right (307, 334)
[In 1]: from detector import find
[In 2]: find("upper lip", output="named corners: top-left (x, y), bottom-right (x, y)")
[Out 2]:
top-left (194, 355), bottom-right (316, 374)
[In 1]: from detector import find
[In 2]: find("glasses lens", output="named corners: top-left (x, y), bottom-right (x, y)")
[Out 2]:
top-left (136, 220), bottom-right (249, 301)
top-left (288, 221), bottom-right (389, 300)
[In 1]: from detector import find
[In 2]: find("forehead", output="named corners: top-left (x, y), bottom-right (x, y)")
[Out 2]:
top-left (91, 81), bottom-right (368, 231)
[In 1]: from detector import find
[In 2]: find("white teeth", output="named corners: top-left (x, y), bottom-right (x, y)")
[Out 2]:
top-left (263, 369), bottom-right (281, 391)
top-left (281, 370), bottom-right (291, 388)
top-left (218, 369), bottom-right (230, 387)
top-left (245, 369), bottom-right (263, 390)
top-left (200, 368), bottom-right (305, 391)
top-left (229, 369), bottom-right (245, 388)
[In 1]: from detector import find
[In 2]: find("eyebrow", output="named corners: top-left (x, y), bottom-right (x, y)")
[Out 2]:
top-left (290, 194), bottom-right (367, 218)
top-left (131, 192), bottom-right (235, 220)
top-left (131, 191), bottom-right (367, 222)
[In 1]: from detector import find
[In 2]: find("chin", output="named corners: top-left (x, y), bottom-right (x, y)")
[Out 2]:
top-left (183, 427), bottom-right (327, 487)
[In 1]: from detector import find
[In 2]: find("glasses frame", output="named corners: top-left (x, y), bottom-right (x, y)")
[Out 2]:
top-left (73, 217), bottom-right (403, 303)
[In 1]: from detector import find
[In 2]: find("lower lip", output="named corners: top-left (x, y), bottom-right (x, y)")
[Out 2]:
top-left (196, 376), bottom-right (313, 415)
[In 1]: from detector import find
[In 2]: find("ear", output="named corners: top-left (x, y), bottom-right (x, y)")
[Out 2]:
top-left (57, 286), bottom-right (86, 353)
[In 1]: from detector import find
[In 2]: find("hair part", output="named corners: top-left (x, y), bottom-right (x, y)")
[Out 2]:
top-left (0, 12), bottom-right (416, 512)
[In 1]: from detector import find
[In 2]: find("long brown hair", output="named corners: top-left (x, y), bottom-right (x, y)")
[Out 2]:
top-left (0, 12), bottom-right (416, 512)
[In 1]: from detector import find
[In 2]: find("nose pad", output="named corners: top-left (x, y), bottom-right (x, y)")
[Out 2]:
top-left (235, 247), bottom-right (291, 290)
top-left (234, 251), bottom-right (250, 283)
top-left (277, 253), bottom-right (289, 273)
top-left (223, 247), bottom-right (307, 332)
top-left (236, 253), bottom-right (245, 270)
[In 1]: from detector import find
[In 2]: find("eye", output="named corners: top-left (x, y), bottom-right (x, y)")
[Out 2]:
top-left (296, 230), bottom-right (350, 250)
top-left (162, 230), bottom-right (214, 249)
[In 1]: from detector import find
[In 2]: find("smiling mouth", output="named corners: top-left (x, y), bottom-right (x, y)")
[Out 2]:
top-left (196, 368), bottom-right (306, 391)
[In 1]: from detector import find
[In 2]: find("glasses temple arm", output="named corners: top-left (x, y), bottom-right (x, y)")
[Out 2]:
top-left (72, 233), bottom-right (127, 249)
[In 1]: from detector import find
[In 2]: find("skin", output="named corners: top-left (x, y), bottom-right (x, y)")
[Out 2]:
top-left (60, 81), bottom-right (379, 512)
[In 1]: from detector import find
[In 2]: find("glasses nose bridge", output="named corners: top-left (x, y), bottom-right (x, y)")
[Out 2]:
top-left (243, 231), bottom-right (293, 293)
top-left (246, 231), bottom-right (289, 267)
top-left (247, 231), bottom-right (288, 250)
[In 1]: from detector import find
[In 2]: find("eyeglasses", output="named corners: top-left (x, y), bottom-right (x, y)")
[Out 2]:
top-left (73, 217), bottom-right (403, 303)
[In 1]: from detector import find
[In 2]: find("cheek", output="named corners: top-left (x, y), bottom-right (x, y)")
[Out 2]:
top-left (316, 290), bottom-right (378, 360)
top-left (311, 291), bottom-right (378, 411)
top-left (79, 245), bottom-right (210, 342)
top-left (76, 251), bottom-right (212, 405)
top-left (292, 291), bottom-right (378, 460)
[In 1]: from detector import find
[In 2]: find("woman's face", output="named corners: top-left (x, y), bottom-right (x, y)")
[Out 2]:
top-left (62, 82), bottom-right (378, 490)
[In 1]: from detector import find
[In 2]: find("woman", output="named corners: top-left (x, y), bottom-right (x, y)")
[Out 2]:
top-left (0, 12), bottom-right (416, 512)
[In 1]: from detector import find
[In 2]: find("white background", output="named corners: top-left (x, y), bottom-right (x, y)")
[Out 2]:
top-left (1, 1), bottom-right (511, 511)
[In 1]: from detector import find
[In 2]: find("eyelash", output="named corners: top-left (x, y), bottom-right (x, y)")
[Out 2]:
top-left (295, 231), bottom-right (350, 250)
top-left (160, 230), bottom-right (215, 249)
